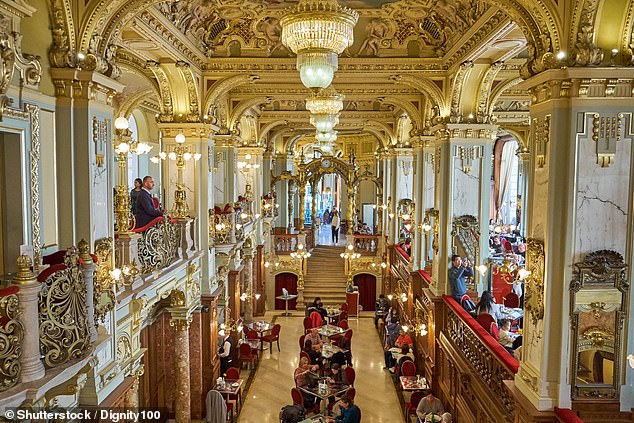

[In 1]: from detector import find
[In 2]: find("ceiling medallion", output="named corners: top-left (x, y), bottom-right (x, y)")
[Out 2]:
top-left (280, 0), bottom-right (359, 89)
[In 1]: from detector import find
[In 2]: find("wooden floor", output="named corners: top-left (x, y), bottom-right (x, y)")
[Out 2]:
top-left (236, 312), bottom-right (405, 423)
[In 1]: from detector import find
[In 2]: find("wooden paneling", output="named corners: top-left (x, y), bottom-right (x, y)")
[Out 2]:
top-left (228, 267), bottom-right (243, 320)
top-left (255, 244), bottom-right (266, 316)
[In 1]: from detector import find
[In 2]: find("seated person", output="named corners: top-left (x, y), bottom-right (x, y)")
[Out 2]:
top-left (304, 327), bottom-right (323, 350)
top-left (326, 362), bottom-right (349, 385)
top-left (400, 238), bottom-right (412, 256)
top-left (307, 297), bottom-right (328, 320)
top-left (490, 235), bottom-right (503, 254)
top-left (327, 395), bottom-right (360, 423)
top-left (303, 339), bottom-right (323, 366)
top-left (441, 412), bottom-right (452, 423)
top-left (360, 223), bottom-right (372, 234)
top-left (375, 294), bottom-right (390, 327)
top-left (416, 393), bottom-right (445, 423)
top-left (384, 320), bottom-right (400, 348)
top-left (475, 290), bottom-right (503, 323)
top-left (336, 336), bottom-right (353, 367)
top-left (294, 356), bottom-right (319, 388)
top-left (395, 344), bottom-right (415, 374)
top-left (385, 308), bottom-right (399, 325)
top-left (384, 327), bottom-right (413, 370)
top-left (498, 319), bottom-right (522, 351)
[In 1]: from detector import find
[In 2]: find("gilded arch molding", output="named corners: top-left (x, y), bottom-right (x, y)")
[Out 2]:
top-left (117, 88), bottom-right (160, 118)
top-left (389, 74), bottom-right (448, 117)
top-left (146, 61), bottom-right (173, 118)
top-left (487, 77), bottom-right (523, 116)
top-left (203, 74), bottom-right (260, 114)
top-left (229, 96), bottom-right (273, 131)
top-left (259, 120), bottom-right (288, 144)
top-left (376, 97), bottom-right (421, 132)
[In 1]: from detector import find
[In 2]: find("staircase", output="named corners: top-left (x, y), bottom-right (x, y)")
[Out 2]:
top-left (302, 245), bottom-right (348, 308)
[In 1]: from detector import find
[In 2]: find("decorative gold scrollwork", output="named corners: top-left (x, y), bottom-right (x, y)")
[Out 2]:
top-left (137, 219), bottom-right (180, 273)
top-left (0, 290), bottom-right (23, 391)
top-left (39, 247), bottom-right (91, 368)
top-left (93, 238), bottom-right (116, 325)
top-left (524, 238), bottom-right (545, 324)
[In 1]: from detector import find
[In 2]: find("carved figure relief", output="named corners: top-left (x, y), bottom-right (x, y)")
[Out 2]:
top-left (256, 17), bottom-right (286, 55)
top-left (357, 18), bottom-right (390, 56)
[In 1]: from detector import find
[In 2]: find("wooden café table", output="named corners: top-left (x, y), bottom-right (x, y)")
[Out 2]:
top-left (214, 378), bottom-right (244, 411)
top-left (299, 382), bottom-right (350, 415)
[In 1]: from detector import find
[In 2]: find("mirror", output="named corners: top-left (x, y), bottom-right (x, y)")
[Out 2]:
top-left (570, 250), bottom-right (628, 400)
top-left (451, 215), bottom-right (479, 290)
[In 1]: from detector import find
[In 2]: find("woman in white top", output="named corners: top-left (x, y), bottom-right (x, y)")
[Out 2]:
top-left (475, 290), bottom-right (503, 323)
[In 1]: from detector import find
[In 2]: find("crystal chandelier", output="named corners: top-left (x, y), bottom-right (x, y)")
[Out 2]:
top-left (281, 0), bottom-right (358, 89)
top-left (307, 88), bottom-right (344, 133)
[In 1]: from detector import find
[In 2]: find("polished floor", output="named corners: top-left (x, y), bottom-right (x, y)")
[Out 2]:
top-left (315, 223), bottom-right (349, 247)
top-left (237, 312), bottom-right (405, 422)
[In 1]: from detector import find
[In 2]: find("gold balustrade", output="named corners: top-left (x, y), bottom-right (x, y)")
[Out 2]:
top-left (135, 217), bottom-right (180, 273)
top-left (274, 234), bottom-right (299, 254)
top-left (0, 286), bottom-right (22, 391)
top-left (353, 234), bottom-right (379, 255)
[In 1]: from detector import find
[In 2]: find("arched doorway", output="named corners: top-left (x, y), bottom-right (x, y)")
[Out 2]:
top-left (274, 273), bottom-right (298, 310)
top-left (353, 273), bottom-right (377, 311)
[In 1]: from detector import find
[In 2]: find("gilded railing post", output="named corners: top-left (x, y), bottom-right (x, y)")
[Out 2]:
top-left (78, 239), bottom-right (98, 342)
top-left (12, 255), bottom-right (45, 382)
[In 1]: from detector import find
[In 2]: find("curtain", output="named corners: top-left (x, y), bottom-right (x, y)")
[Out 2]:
top-left (498, 140), bottom-right (517, 222)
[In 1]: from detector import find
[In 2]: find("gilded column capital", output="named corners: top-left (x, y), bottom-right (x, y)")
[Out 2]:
top-left (170, 316), bottom-right (192, 331)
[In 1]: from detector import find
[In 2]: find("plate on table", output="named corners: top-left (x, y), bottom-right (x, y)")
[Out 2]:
top-left (231, 382), bottom-right (240, 388)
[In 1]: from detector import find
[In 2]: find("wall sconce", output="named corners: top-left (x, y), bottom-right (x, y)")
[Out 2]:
top-left (475, 255), bottom-right (530, 284)
top-left (627, 354), bottom-right (634, 369)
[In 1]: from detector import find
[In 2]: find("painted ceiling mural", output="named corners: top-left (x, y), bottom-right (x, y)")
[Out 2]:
top-left (155, 0), bottom-right (490, 58)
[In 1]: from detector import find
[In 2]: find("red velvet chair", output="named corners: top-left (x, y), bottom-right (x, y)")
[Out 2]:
top-left (225, 367), bottom-right (240, 379)
top-left (299, 334), bottom-right (306, 350)
top-left (405, 391), bottom-right (425, 421)
top-left (246, 330), bottom-right (260, 355)
top-left (338, 311), bottom-right (348, 322)
top-left (303, 316), bottom-right (313, 333)
top-left (400, 360), bottom-right (416, 377)
top-left (347, 387), bottom-right (356, 401)
top-left (291, 387), bottom-right (303, 406)
top-left (338, 319), bottom-right (349, 330)
top-left (490, 322), bottom-right (500, 340)
top-left (340, 302), bottom-right (349, 312)
top-left (310, 311), bottom-right (323, 328)
top-left (261, 324), bottom-right (281, 353)
top-left (344, 366), bottom-right (356, 386)
top-left (504, 292), bottom-right (520, 308)
top-left (238, 342), bottom-right (257, 369)
top-left (224, 367), bottom-right (242, 413)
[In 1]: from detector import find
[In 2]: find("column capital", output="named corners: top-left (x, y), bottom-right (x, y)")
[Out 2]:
top-left (169, 316), bottom-right (192, 331)
top-left (12, 255), bottom-right (36, 285)
top-left (50, 67), bottom-right (124, 103)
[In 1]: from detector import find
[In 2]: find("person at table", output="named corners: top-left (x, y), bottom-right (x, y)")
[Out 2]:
top-left (490, 235), bottom-right (503, 254)
top-left (303, 339), bottom-right (323, 366)
top-left (327, 364), bottom-right (351, 416)
top-left (304, 327), bottom-right (323, 349)
top-left (448, 255), bottom-right (473, 304)
top-left (307, 297), bottom-right (327, 320)
top-left (395, 344), bottom-right (415, 374)
top-left (498, 318), bottom-right (522, 352)
top-left (336, 335), bottom-right (353, 367)
top-left (218, 331), bottom-right (234, 376)
top-left (441, 412), bottom-right (452, 423)
top-left (327, 395), bottom-right (360, 423)
top-left (134, 175), bottom-right (164, 228)
top-left (416, 393), bottom-right (445, 423)
top-left (475, 290), bottom-right (503, 323)
top-left (385, 307), bottom-right (399, 325)
top-left (384, 327), bottom-right (412, 370)
top-left (294, 356), bottom-right (320, 387)
top-left (374, 294), bottom-right (389, 328)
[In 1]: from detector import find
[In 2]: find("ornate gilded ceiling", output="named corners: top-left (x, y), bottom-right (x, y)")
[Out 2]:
top-left (154, 0), bottom-right (492, 58)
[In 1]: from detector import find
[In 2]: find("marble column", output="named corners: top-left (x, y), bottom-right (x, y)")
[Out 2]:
top-left (430, 125), bottom-right (496, 293)
top-left (242, 252), bottom-right (254, 323)
top-left (12, 255), bottom-right (45, 382)
top-left (516, 146), bottom-right (530, 236)
top-left (513, 71), bottom-right (634, 412)
top-left (212, 136), bottom-right (238, 206)
top-left (411, 144), bottom-right (425, 270)
top-left (170, 314), bottom-right (192, 423)
top-left (78, 239), bottom-right (98, 342)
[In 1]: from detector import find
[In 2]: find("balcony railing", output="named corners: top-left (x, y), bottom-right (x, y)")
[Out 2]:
top-left (442, 295), bottom-right (518, 421)
top-left (37, 248), bottom-right (91, 368)
top-left (0, 286), bottom-right (22, 391)
top-left (353, 234), bottom-right (379, 255)
top-left (134, 217), bottom-right (180, 273)
top-left (261, 194), bottom-right (277, 218)
top-left (274, 234), bottom-right (298, 254)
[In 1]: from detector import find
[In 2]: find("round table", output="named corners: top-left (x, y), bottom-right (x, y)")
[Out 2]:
top-left (275, 294), bottom-right (297, 316)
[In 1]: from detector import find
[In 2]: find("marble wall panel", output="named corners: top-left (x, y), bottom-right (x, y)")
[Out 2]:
top-left (530, 166), bottom-right (549, 241)
top-left (92, 160), bottom-right (110, 240)
top-left (573, 135), bottom-right (631, 261)
top-left (214, 161), bottom-right (226, 204)
top-left (452, 156), bottom-right (481, 218)
top-left (424, 161), bottom-right (435, 207)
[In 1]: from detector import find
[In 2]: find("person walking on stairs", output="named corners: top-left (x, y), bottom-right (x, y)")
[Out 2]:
top-left (331, 208), bottom-right (340, 244)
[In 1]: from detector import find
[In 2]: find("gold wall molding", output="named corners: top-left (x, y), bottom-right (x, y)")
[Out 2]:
top-left (175, 61), bottom-right (201, 121)
top-left (449, 61), bottom-right (474, 123)
top-left (93, 238), bottom-right (116, 325)
top-left (524, 238), bottom-right (545, 325)
top-left (146, 61), bottom-right (174, 120)
top-left (26, 104), bottom-right (42, 266)
top-left (453, 145), bottom-right (483, 174)
top-left (116, 333), bottom-right (133, 364)
top-left (570, 0), bottom-right (603, 67)
top-left (532, 115), bottom-right (550, 168)
top-left (0, 290), bottom-right (23, 391)
top-left (591, 112), bottom-right (624, 168)
top-left (477, 61), bottom-right (505, 123)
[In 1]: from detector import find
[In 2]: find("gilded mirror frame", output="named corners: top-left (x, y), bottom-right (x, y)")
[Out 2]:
top-left (569, 250), bottom-right (629, 400)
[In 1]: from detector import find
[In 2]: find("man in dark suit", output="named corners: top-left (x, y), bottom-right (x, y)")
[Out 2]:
top-left (134, 175), bottom-right (163, 228)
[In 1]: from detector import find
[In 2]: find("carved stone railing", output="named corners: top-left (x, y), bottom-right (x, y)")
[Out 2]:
top-left (0, 286), bottom-right (22, 391)
top-left (442, 295), bottom-right (518, 421)
top-left (274, 234), bottom-right (298, 254)
top-left (37, 248), bottom-right (91, 368)
top-left (353, 234), bottom-right (379, 255)
top-left (135, 217), bottom-right (180, 273)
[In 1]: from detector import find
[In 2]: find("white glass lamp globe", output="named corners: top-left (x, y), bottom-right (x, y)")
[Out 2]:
top-left (299, 61), bottom-right (335, 90)
top-left (114, 117), bottom-right (129, 130)
top-left (175, 133), bottom-right (186, 144)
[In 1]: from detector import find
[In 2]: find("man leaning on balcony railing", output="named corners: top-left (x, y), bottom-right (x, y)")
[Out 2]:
top-left (134, 175), bottom-right (164, 229)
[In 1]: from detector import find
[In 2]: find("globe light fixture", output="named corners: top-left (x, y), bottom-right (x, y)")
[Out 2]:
top-left (281, 0), bottom-right (358, 89)
top-left (316, 131), bottom-right (337, 143)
